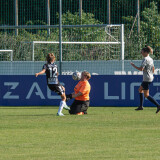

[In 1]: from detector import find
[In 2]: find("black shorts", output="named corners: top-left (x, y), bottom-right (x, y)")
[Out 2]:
top-left (141, 81), bottom-right (152, 90)
top-left (48, 84), bottom-right (64, 95)
top-left (69, 100), bottom-right (90, 114)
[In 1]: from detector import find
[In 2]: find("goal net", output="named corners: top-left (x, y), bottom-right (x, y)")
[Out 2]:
top-left (0, 50), bottom-right (13, 61)
top-left (31, 24), bottom-right (124, 62)
top-left (29, 24), bottom-right (124, 75)
top-left (0, 24), bottom-right (124, 75)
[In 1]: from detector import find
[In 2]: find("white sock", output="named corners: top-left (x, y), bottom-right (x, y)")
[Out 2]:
top-left (58, 101), bottom-right (66, 114)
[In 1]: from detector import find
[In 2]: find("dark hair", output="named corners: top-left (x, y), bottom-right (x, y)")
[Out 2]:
top-left (142, 46), bottom-right (153, 54)
top-left (46, 53), bottom-right (55, 63)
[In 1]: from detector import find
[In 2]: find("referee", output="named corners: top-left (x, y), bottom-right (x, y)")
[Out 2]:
top-left (67, 71), bottom-right (91, 115)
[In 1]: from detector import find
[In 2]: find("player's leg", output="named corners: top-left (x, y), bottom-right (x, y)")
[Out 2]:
top-left (69, 100), bottom-right (82, 114)
top-left (48, 84), bottom-right (69, 116)
top-left (57, 93), bottom-right (66, 116)
top-left (69, 100), bottom-right (77, 114)
top-left (143, 89), bottom-right (160, 113)
top-left (69, 100), bottom-right (89, 115)
top-left (56, 85), bottom-right (70, 116)
top-left (135, 85), bottom-right (144, 110)
top-left (139, 85), bottom-right (144, 107)
top-left (81, 101), bottom-right (90, 114)
top-left (75, 103), bottom-right (83, 115)
top-left (60, 86), bottom-right (70, 111)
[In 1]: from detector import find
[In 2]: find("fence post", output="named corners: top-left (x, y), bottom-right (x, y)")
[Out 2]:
top-left (137, 0), bottom-right (140, 35)
top-left (11, 50), bottom-right (13, 62)
top-left (79, 0), bottom-right (82, 18)
top-left (32, 42), bottom-right (34, 61)
top-left (47, 0), bottom-right (50, 36)
top-left (15, 0), bottom-right (18, 36)
top-left (107, 0), bottom-right (110, 24)
top-left (59, 0), bottom-right (62, 75)
top-left (121, 24), bottom-right (125, 71)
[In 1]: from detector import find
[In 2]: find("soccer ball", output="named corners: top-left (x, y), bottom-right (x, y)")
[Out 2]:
top-left (72, 72), bottom-right (81, 81)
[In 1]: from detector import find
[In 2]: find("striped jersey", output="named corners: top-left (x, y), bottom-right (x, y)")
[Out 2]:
top-left (43, 63), bottom-right (58, 84)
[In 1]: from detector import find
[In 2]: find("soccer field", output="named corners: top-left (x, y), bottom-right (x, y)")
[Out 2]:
top-left (0, 107), bottom-right (160, 160)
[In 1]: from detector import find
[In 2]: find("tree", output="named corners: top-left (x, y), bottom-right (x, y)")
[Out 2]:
top-left (58, 11), bottom-right (108, 61)
top-left (123, 1), bottom-right (160, 60)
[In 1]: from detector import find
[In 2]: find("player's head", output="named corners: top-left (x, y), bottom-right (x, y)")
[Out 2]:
top-left (141, 46), bottom-right (153, 57)
top-left (46, 53), bottom-right (55, 63)
top-left (81, 71), bottom-right (91, 81)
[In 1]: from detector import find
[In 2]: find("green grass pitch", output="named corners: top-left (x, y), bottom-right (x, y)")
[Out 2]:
top-left (0, 107), bottom-right (160, 160)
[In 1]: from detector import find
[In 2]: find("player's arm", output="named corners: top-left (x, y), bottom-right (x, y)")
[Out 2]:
top-left (152, 66), bottom-right (155, 73)
top-left (130, 62), bottom-right (144, 71)
top-left (66, 84), bottom-right (87, 101)
top-left (67, 85), bottom-right (86, 99)
top-left (72, 92), bottom-right (83, 98)
top-left (66, 92), bottom-right (82, 102)
top-left (35, 69), bottom-right (46, 77)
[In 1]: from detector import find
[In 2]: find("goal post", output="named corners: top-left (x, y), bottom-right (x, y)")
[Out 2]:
top-left (31, 24), bottom-right (124, 62)
top-left (29, 24), bottom-right (124, 73)
top-left (0, 24), bottom-right (124, 75)
top-left (0, 50), bottom-right (13, 61)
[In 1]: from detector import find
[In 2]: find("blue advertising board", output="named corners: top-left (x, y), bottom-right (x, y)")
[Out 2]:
top-left (0, 75), bottom-right (160, 107)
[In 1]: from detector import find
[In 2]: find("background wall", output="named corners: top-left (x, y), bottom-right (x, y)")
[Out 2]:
top-left (1, 75), bottom-right (160, 107)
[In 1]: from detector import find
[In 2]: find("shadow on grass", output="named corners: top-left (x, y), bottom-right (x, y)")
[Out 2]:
top-left (0, 114), bottom-right (54, 117)
top-left (0, 113), bottom-right (73, 117)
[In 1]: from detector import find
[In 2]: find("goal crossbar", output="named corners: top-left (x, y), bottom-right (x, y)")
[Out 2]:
top-left (24, 24), bottom-right (124, 62)
top-left (32, 41), bottom-right (121, 44)
top-left (31, 41), bottom-right (123, 61)
top-left (0, 50), bottom-right (13, 61)
top-left (0, 24), bottom-right (122, 29)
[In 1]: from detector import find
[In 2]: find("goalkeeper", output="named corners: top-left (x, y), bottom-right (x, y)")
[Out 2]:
top-left (67, 71), bottom-right (91, 115)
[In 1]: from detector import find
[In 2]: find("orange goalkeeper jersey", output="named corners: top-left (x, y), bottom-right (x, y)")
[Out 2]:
top-left (74, 80), bottom-right (91, 101)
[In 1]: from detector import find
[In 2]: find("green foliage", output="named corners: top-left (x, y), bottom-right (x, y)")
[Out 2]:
top-left (141, 2), bottom-right (160, 58)
top-left (0, 11), bottom-right (110, 61)
top-left (61, 11), bottom-right (105, 42)
top-left (60, 11), bottom-right (108, 61)
top-left (123, 1), bottom-right (160, 60)
top-left (26, 20), bottom-right (47, 34)
top-left (0, 1), bottom-right (159, 61)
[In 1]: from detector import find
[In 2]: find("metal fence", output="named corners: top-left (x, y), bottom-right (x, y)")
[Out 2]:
top-left (0, 0), bottom-right (160, 75)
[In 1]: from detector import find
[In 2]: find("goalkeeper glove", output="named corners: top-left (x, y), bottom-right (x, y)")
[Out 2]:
top-left (66, 94), bottom-right (72, 102)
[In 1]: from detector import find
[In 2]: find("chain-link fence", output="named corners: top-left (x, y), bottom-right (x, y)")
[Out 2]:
top-left (0, 0), bottom-right (160, 75)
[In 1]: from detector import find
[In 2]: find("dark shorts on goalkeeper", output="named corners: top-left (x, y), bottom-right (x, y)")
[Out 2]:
top-left (141, 81), bottom-right (152, 90)
top-left (69, 100), bottom-right (90, 114)
top-left (48, 84), bottom-right (64, 95)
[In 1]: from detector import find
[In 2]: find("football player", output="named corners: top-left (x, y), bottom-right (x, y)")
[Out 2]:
top-left (35, 53), bottom-right (70, 116)
top-left (67, 71), bottom-right (91, 115)
top-left (131, 46), bottom-right (160, 113)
